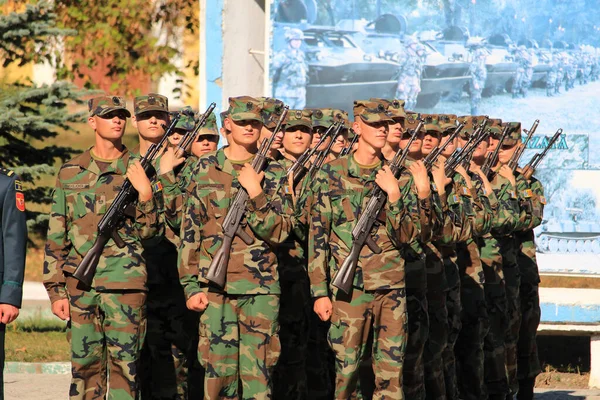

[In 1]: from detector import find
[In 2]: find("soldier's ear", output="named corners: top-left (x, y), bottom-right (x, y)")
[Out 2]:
top-left (224, 117), bottom-right (233, 132)
top-left (131, 115), bottom-right (138, 129)
top-left (352, 120), bottom-right (361, 136)
top-left (88, 116), bottom-right (97, 131)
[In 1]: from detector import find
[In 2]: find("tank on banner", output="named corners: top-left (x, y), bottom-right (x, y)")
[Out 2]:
top-left (269, 0), bottom-right (600, 276)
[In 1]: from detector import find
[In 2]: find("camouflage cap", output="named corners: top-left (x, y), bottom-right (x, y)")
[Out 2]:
top-left (438, 114), bottom-right (457, 132)
top-left (503, 122), bottom-right (522, 146)
top-left (285, 109), bottom-right (313, 129)
top-left (220, 110), bottom-right (229, 128)
top-left (285, 27), bottom-right (304, 41)
top-left (353, 100), bottom-right (394, 123)
top-left (134, 93), bottom-right (169, 116)
top-left (488, 118), bottom-right (504, 139)
top-left (174, 106), bottom-right (195, 132)
top-left (227, 96), bottom-right (262, 123)
top-left (405, 111), bottom-right (425, 133)
top-left (422, 114), bottom-right (442, 136)
top-left (311, 108), bottom-right (349, 129)
top-left (369, 98), bottom-right (406, 120)
top-left (88, 95), bottom-right (131, 118)
top-left (459, 115), bottom-right (489, 139)
top-left (198, 112), bottom-right (219, 137)
top-left (258, 97), bottom-right (285, 129)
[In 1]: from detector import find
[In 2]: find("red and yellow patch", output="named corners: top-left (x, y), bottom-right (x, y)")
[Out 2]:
top-left (16, 192), bottom-right (25, 212)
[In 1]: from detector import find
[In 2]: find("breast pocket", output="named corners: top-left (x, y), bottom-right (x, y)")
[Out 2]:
top-left (331, 194), bottom-right (355, 225)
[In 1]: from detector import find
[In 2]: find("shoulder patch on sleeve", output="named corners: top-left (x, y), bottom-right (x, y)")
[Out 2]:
top-left (0, 167), bottom-right (15, 177)
top-left (539, 196), bottom-right (547, 205)
top-left (152, 181), bottom-right (163, 193)
top-left (521, 189), bottom-right (533, 198)
top-left (16, 192), bottom-right (25, 212)
top-left (15, 180), bottom-right (23, 191)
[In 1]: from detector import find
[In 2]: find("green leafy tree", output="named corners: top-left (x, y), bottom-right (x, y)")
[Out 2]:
top-left (55, 0), bottom-right (199, 96)
top-left (0, 1), bottom-right (90, 236)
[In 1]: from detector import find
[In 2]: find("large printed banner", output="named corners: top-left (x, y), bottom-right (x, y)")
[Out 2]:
top-left (269, 0), bottom-right (600, 276)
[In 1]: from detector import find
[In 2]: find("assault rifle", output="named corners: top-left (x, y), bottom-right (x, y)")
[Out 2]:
top-left (331, 120), bottom-right (423, 294)
top-left (423, 122), bottom-right (464, 171)
top-left (307, 123), bottom-right (344, 179)
top-left (444, 118), bottom-right (488, 173)
top-left (481, 122), bottom-right (511, 177)
top-left (522, 128), bottom-right (562, 180)
top-left (174, 103), bottom-right (217, 158)
top-left (205, 107), bottom-right (289, 288)
top-left (286, 121), bottom-right (342, 185)
top-left (339, 130), bottom-right (359, 157)
top-left (508, 119), bottom-right (539, 172)
top-left (72, 111), bottom-right (186, 286)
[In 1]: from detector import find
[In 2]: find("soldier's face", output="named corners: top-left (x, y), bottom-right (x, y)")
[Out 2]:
top-left (283, 126), bottom-right (312, 158)
top-left (260, 126), bottom-right (283, 149)
top-left (400, 129), bottom-right (423, 154)
top-left (499, 142), bottom-right (519, 164)
top-left (488, 137), bottom-right (500, 153)
top-left (133, 111), bottom-right (170, 141)
top-left (227, 118), bottom-right (262, 147)
top-left (311, 126), bottom-right (332, 151)
top-left (458, 136), bottom-right (468, 148)
top-left (331, 131), bottom-right (349, 155)
top-left (440, 131), bottom-right (457, 157)
top-left (421, 131), bottom-right (441, 156)
top-left (355, 119), bottom-right (388, 150)
top-left (89, 111), bottom-right (127, 140)
top-left (191, 136), bottom-right (219, 157)
top-left (168, 129), bottom-right (186, 147)
top-left (290, 39), bottom-right (302, 49)
top-left (473, 138), bottom-right (489, 158)
top-left (387, 119), bottom-right (404, 144)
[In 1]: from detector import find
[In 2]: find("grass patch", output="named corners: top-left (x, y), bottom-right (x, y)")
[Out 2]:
top-left (5, 331), bottom-right (70, 362)
top-left (9, 313), bottom-right (67, 333)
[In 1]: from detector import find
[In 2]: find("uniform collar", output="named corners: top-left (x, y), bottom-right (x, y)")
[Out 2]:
top-left (347, 153), bottom-right (383, 180)
top-left (78, 146), bottom-right (130, 176)
top-left (215, 146), bottom-right (259, 176)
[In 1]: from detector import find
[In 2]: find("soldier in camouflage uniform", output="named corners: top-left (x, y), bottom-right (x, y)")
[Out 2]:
top-left (129, 95), bottom-right (199, 400)
top-left (469, 46), bottom-right (488, 115)
top-left (512, 46), bottom-right (534, 98)
top-left (473, 120), bottom-right (520, 400)
top-left (272, 109), bottom-right (313, 400)
top-left (178, 96), bottom-right (293, 399)
top-left (396, 37), bottom-right (424, 111)
top-left (257, 97), bottom-right (286, 160)
top-left (271, 28), bottom-right (308, 109)
top-left (515, 166), bottom-right (545, 400)
top-left (309, 99), bottom-right (423, 399)
top-left (43, 95), bottom-right (160, 400)
top-left (454, 116), bottom-right (497, 400)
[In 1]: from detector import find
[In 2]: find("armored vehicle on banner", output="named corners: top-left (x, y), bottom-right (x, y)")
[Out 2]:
top-left (536, 208), bottom-right (600, 254)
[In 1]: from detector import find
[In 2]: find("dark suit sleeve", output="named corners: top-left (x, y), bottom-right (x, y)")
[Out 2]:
top-left (0, 175), bottom-right (26, 308)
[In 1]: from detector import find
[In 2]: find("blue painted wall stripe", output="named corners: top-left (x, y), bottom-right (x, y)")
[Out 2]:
top-left (206, 0), bottom-right (223, 115)
top-left (541, 303), bottom-right (600, 323)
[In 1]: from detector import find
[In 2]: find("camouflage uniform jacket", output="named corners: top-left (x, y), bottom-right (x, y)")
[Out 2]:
top-left (516, 176), bottom-right (545, 284)
top-left (469, 48), bottom-right (488, 83)
top-left (469, 171), bottom-right (498, 237)
top-left (178, 148), bottom-right (293, 299)
top-left (514, 172), bottom-right (541, 232)
top-left (271, 47), bottom-right (308, 98)
top-left (308, 155), bottom-right (420, 297)
top-left (43, 147), bottom-right (160, 303)
top-left (398, 47), bottom-right (423, 79)
top-left (159, 155), bottom-right (199, 235)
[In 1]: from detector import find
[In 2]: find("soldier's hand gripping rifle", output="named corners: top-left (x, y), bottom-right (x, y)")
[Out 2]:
top-left (508, 119), bottom-right (539, 172)
top-left (423, 122), bottom-right (464, 171)
top-left (307, 122), bottom-right (344, 179)
top-left (286, 121), bottom-right (342, 185)
top-left (174, 103), bottom-right (217, 158)
top-left (205, 107), bottom-right (289, 288)
top-left (522, 128), bottom-right (562, 180)
top-left (481, 122), bottom-right (511, 177)
top-left (331, 120), bottom-right (423, 295)
top-left (72, 111), bottom-right (185, 287)
top-left (339, 129), bottom-right (359, 157)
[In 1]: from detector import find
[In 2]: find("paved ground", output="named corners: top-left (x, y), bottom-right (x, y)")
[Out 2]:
top-left (5, 372), bottom-right (600, 400)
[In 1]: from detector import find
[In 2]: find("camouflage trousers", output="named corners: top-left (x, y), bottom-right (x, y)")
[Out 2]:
top-left (396, 75), bottom-right (421, 110)
top-left (517, 282), bottom-right (541, 397)
top-left (403, 287), bottom-right (428, 400)
top-left (139, 284), bottom-right (201, 400)
top-left (483, 282), bottom-right (509, 399)
top-left (329, 288), bottom-right (408, 400)
top-left (504, 265), bottom-right (522, 397)
top-left (65, 277), bottom-right (147, 400)
top-left (469, 80), bottom-right (483, 115)
top-left (455, 241), bottom-right (488, 400)
top-left (273, 273), bottom-right (311, 400)
top-left (443, 258), bottom-right (462, 400)
top-left (199, 292), bottom-right (280, 400)
top-left (306, 305), bottom-right (335, 400)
